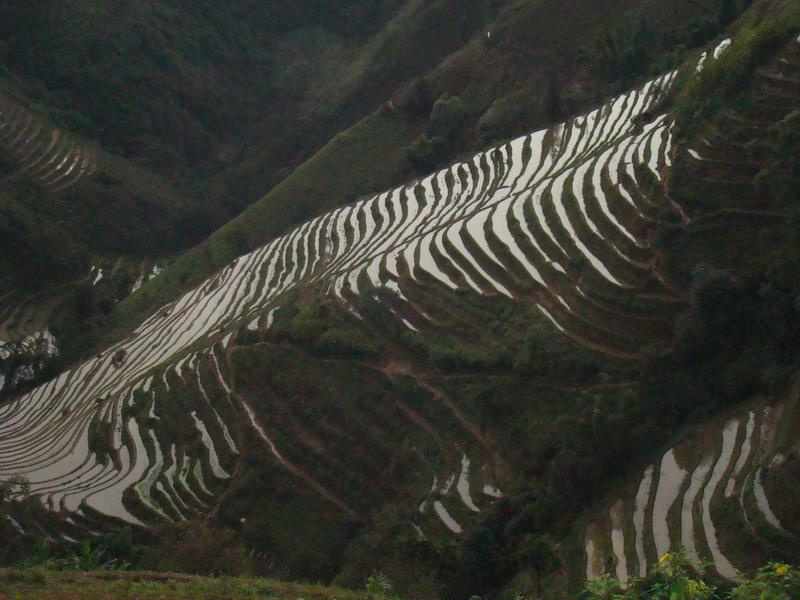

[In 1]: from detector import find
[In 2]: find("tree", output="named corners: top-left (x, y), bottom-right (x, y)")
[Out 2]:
top-left (544, 78), bottom-right (563, 122)
top-left (719, 0), bottom-right (738, 26)
top-left (429, 95), bottom-right (468, 138)
top-left (0, 475), bottom-right (31, 501)
top-left (397, 77), bottom-right (433, 116)
top-left (405, 135), bottom-right (448, 171)
top-left (517, 534), bottom-right (558, 597)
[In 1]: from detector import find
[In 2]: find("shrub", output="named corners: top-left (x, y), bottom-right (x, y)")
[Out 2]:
top-left (365, 570), bottom-right (394, 597)
top-left (138, 521), bottom-right (252, 576)
top-left (719, 0), bottom-right (738, 27)
top-left (673, 264), bottom-right (744, 361)
top-left (404, 134), bottom-right (448, 170)
top-left (675, 2), bottom-right (800, 134)
top-left (683, 18), bottom-right (722, 49)
top-left (543, 78), bottom-right (563, 122)
top-left (429, 95), bottom-right (468, 138)
top-left (755, 110), bottom-right (800, 206)
top-left (732, 562), bottom-right (800, 600)
top-left (583, 551), bottom-right (800, 600)
top-left (396, 77), bottom-right (433, 116)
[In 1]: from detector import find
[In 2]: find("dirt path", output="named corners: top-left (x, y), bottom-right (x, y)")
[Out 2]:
top-left (219, 346), bottom-right (362, 522)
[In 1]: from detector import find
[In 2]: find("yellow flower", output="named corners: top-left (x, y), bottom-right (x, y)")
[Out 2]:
top-left (659, 552), bottom-right (672, 564)
top-left (775, 565), bottom-right (789, 575)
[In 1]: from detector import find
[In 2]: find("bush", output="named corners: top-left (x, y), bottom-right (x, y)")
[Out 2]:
top-left (683, 18), bottom-right (721, 49)
top-left (583, 550), bottom-right (800, 600)
top-left (543, 78), bottom-right (563, 122)
top-left (676, 2), bottom-right (800, 134)
top-left (673, 264), bottom-right (744, 361)
top-left (396, 77), bottom-right (433, 116)
top-left (429, 95), bottom-right (468, 138)
top-left (755, 110), bottom-right (800, 205)
top-left (732, 562), bottom-right (800, 600)
top-left (365, 570), bottom-right (393, 597)
top-left (404, 134), bottom-right (448, 170)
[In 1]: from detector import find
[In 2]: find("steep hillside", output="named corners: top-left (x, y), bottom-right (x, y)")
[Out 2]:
top-left (0, 0), bottom-right (403, 179)
top-left (110, 0), bottom-right (727, 353)
top-left (584, 395), bottom-right (800, 585)
top-left (0, 0), bottom-right (508, 231)
top-left (0, 0), bottom-right (495, 394)
top-left (0, 0), bottom-right (731, 381)
top-left (0, 94), bottom-right (207, 290)
top-left (0, 91), bottom-right (212, 396)
top-left (2, 1), bottom-right (800, 599)
top-left (0, 0), bottom-right (515, 384)
top-left (581, 6), bottom-right (800, 589)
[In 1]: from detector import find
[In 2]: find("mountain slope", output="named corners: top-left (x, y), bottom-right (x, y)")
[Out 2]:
top-left (0, 0), bottom-right (728, 379)
top-left (0, 48), bottom-right (687, 520)
top-left (2, 2), bottom-right (800, 599)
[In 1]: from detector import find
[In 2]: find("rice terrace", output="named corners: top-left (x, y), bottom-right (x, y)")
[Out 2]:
top-left (1, 1), bottom-right (800, 599)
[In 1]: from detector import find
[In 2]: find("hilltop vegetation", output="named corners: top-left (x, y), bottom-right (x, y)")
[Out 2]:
top-left (0, 1), bottom-right (401, 176)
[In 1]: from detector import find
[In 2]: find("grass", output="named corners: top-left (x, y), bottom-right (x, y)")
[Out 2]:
top-left (0, 569), bottom-right (390, 600)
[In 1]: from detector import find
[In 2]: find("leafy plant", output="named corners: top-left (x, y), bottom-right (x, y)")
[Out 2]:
top-left (365, 570), bottom-right (393, 597)
top-left (731, 562), bottom-right (800, 600)
top-left (583, 550), bottom-right (800, 600)
top-left (16, 540), bottom-right (129, 572)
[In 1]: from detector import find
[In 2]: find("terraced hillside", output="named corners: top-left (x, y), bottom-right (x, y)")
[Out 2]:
top-left (582, 28), bottom-right (800, 587)
top-left (0, 51), bottom-right (688, 520)
top-left (2, 20), bottom-right (800, 593)
top-left (584, 399), bottom-right (800, 585)
top-left (0, 96), bottom-right (97, 193)
top-left (0, 0), bottom-right (739, 401)
top-left (0, 258), bottom-right (166, 395)
top-left (0, 92), bottom-right (214, 393)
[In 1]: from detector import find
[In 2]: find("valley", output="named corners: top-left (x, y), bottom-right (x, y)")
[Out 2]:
top-left (1, 2), bottom-right (800, 598)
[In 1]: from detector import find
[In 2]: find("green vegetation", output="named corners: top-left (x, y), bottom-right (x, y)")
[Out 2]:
top-left (675, 0), bottom-right (800, 134)
top-left (0, 568), bottom-right (394, 600)
top-left (0, 0), bottom-right (504, 344)
top-left (112, 109), bottom-right (423, 333)
top-left (404, 93), bottom-right (471, 170)
top-left (0, 1), bottom-right (401, 177)
top-left (577, 0), bottom-right (756, 92)
top-left (584, 551), bottom-right (799, 600)
top-left (0, 154), bottom-right (212, 293)
top-left (1, 0), bottom-right (732, 366)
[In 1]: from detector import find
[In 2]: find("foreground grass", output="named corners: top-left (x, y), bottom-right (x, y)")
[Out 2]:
top-left (0, 569), bottom-right (388, 600)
